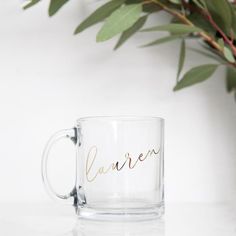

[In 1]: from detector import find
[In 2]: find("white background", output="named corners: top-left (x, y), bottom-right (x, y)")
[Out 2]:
top-left (0, 0), bottom-right (236, 206)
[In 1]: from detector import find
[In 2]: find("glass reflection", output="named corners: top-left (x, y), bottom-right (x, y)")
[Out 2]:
top-left (62, 219), bottom-right (165, 236)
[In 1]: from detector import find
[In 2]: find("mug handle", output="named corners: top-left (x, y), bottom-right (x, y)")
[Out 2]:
top-left (41, 128), bottom-right (78, 205)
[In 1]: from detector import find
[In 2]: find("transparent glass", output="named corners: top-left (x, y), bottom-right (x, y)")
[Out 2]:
top-left (42, 116), bottom-right (164, 221)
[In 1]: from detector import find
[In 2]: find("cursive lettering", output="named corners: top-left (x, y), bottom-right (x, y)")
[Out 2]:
top-left (86, 146), bottom-right (160, 182)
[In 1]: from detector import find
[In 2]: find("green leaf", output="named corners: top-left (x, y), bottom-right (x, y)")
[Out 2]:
top-left (205, 0), bottom-right (232, 34)
top-left (74, 0), bottom-right (125, 34)
top-left (226, 66), bottom-right (236, 92)
top-left (218, 38), bottom-right (224, 49)
top-left (169, 0), bottom-right (181, 4)
top-left (200, 42), bottom-right (226, 60)
top-left (125, 0), bottom-right (162, 12)
top-left (192, 0), bottom-right (205, 8)
top-left (230, 6), bottom-right (236, 36)
top-left (174, 64), bottom-right (218, 91)
top-left (142, 3), bottom-right (162, 13)
top-left (224, 47), bottom-right (235, 63)
top-left (125, 0), bottom-right (142, 4)
top-left (189, 48), bottom-right (225, 63)
top-left (23, 0), bottom-right (41, 9)
top-left (177, 40), bottom-right (186, 80)
top-left (48, 0), bottom-right (70, 16)
top-left (188, 13), bottom-right (215, 34)
top-left (140, 34), bottom-right (183, 47)
top-left (96, 4), bottom-right (142, 42)
top-left (142, 24), bottom-right (202, 34)
top-left (114, 15), bottom-right (147, 50)
top-left (126, 0), bottom-right (180, 9)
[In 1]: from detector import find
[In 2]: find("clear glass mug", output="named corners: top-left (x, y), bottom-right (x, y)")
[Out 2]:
top-left (42, 116), bottom-right (164, 221)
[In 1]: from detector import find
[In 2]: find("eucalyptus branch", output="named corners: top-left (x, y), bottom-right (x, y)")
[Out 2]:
top-left (149, 0), bottom-right (236, 68)
top-left (205, 13), bottom-right (236, 56)
top-left (151, 0), bottom-right (191, 24)
top-left (181, 1), bottom-right (236, 50)
top-left (23, 0), bottom-right (236, 95)
top-left (180, 1), bottom-right (236, 60)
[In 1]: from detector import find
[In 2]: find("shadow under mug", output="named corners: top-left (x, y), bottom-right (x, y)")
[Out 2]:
top-left (42, 116), bottom-right (164, 221)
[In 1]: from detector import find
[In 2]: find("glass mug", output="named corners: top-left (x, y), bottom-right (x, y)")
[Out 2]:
top-left (42, 116), bottom-right (164, 221)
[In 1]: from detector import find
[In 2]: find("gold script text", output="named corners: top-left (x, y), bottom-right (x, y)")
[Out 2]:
top-left (86, 146), bottom-right (160, 182)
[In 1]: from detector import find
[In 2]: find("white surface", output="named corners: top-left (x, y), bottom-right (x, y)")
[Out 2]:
top-left (0, 1), bottom-right (236, 204)
top-left (0, 203), bottom-right (235, 236)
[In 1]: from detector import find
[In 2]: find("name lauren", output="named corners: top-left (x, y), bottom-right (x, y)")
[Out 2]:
top-left (86, 146), bottom-right (160, 182)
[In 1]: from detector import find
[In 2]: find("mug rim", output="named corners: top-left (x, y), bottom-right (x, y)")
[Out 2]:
top-left (76, 116), bottom-right (165, 123)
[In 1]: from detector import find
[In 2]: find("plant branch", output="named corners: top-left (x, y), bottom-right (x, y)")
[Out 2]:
top-left (142, 0), bottom-right (236, 68)
top-left (150, 0), bottom-right (222, 53)
top-left (180, 1), bottom-right (236, 57)
top-left (204, 13), bottom-right (236, 56)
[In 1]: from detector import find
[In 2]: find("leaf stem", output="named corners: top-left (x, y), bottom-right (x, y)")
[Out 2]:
top-left (150, 0), bottom-right (222, 52)
top-left (180, 1), bottom-right (236, 58)
top-left (145, 0), bottom-right (236, 68)
top-left (204, 13), bottom-right (236, 56)
top-left (142, 0), bottom-right (236, 68)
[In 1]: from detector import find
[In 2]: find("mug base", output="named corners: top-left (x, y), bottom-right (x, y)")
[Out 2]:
top-left (76, 203), bottom-right (164, 221)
